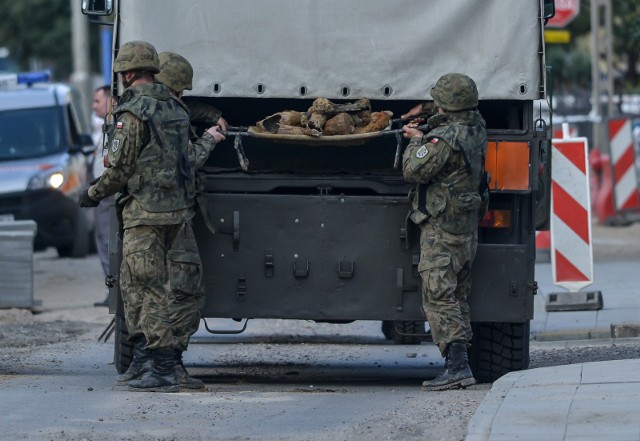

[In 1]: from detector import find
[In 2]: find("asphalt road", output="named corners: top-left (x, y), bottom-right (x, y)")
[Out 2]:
top-left (0, 248), bottom-right (489, 441)
top-left (0, 221), bottom-right (639, 441)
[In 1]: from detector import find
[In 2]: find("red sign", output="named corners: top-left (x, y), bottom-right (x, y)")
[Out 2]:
top-left (547, 0), bottom-right (580, 28)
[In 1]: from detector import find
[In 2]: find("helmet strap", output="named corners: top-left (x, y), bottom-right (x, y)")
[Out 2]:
top-left (122, 71), bottom-right (142, 89)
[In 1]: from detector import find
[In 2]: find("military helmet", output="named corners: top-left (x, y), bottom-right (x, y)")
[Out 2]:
top-left (156, 52), bottom-right (193, 93)
top-left (113, 41), bottom-right (160, 74)
top-left (430, 73), bottom-right (478, 111)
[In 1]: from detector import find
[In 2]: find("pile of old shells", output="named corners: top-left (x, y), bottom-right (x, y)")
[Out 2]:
top-left (254, 98), bottom-right (393, 137)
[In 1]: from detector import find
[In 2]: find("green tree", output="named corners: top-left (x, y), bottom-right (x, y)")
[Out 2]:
top-left (611, 1), bottom-right (640, 89)
top-left (0, 0), bottom-right (100, 80)
top-left (550, 0), bottom-right (640, 93)
top-left (547, 45), bottom-right (592, 90)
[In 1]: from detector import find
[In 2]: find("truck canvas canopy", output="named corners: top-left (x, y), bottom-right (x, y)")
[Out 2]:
top-left (117, 0), bottom-right (545, 100)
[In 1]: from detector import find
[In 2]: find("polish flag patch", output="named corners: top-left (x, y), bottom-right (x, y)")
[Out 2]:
top-left (116, 121), bottom-right (124, 129)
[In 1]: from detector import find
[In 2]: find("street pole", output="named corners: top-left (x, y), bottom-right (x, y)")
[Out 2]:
top-left (590, 0), bottom-right (614, 153)
top-left (604, 1), bottom-right (614, 119)
top-left (70, 0), bottom-right (93, 121)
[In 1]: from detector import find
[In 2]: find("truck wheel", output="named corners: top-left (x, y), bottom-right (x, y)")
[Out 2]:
top-left (114, 314), bottom-right (133, 374)
top-left (56, 210), bottom-right (89, 258)
top-left (381, 320), bottom-right (425, 344)
top-left (470, 321), bottom-right (530, 383)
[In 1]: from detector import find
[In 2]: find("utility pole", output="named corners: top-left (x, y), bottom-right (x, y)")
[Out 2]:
top-left (70, 0), bottom-right (93, 120)
top-left (590, 0), bottom-right (614, 153)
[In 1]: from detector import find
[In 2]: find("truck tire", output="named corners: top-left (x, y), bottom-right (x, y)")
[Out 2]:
top-left (56, 210), bottom-right (89, 258)
top-left (470, 321), bottom-right (530, 383)
top-left (381, 320), bottom-right (425, 345)
top-left (114, 314), bottom-right (133, 374)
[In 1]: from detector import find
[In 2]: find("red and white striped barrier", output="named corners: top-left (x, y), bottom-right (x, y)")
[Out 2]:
top-left (550, 126), bottom-right (594, 292)
top-left (608, 118), bottom-right (640, 211)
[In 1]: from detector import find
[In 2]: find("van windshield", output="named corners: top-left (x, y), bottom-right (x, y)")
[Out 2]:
top-left (0, 106), bottom-right (63, 161)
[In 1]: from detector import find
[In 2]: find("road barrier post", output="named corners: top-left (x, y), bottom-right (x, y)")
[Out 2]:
top-left (546, 124), bottom-right (603, 312)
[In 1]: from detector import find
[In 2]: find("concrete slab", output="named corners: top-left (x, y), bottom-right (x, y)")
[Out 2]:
top-left (466, 359), bottom-right (640, 441)
top-left (611, 323), bottom-right (640, 338)
top-left (545, 291), bottom-right (603, 311)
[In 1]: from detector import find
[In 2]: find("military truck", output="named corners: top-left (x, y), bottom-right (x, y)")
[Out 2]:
top-left (82, 0), bottom-right (555, 382)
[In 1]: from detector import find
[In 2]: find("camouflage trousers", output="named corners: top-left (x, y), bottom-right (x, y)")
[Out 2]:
top-left (120, 223), bottom-right (205, 351)
top-left (418, 222), bottom-right (477, 356)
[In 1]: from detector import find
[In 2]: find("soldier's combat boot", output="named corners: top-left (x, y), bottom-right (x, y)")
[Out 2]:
top-left (175, 352), bottom-right (205, 390)
top-left (422, 341), bottom-right (476, 391)
top-left (116, 335), bottom-right (152, 384)
top-left (128, 348), bottom-right (180, 393)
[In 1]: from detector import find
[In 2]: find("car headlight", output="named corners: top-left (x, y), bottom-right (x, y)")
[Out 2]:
top-left (48, 172), bottom-right (65, 189)
top-left (27, 170), bottom-right (66, 190)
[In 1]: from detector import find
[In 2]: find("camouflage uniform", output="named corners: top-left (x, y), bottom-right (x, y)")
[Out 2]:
top-left (184, 98), bottom-right (222, 126)
top-left (88, 82), bottom-right (217, 351)
top-left (154, 51), bottom-right (226, 352)
top-left (402, 98), bottom-right (487, 357)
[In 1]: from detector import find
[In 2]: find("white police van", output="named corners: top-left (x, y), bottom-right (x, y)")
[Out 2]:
top-left (0, 71), bottom-right (95, 257)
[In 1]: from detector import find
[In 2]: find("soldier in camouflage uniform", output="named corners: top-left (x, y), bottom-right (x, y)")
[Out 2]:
top-left (155, 51), bottom-right (228, 132)
top-left (402, 73), bottom-right (488, 391)
top-left (149, 50), bottom-right (228, 389)
top-left (78, 40), bottom-right (225, 392)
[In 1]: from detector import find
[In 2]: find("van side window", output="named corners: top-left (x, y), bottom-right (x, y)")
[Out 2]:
top-left (65, 104), bottom-right (85, 148)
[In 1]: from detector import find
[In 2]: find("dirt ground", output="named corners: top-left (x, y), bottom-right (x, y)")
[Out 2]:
top-left (0, 243), bottom-right (110, 355)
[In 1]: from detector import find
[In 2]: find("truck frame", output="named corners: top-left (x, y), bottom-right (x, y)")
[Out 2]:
top-left (83, 0), bottom-right (554, 383)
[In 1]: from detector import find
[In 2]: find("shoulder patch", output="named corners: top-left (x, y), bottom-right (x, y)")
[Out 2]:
top-left (111, 138), bottom-right (120, 153)
top-left (416, 145), bottom-right (429, 159)
top-left (116, 121), bottom-right (124, 129)
top-left (430, 137), bottom-right (439, 144)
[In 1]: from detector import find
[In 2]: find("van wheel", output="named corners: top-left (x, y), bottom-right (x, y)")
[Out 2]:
top-left (57, 210), bottom-right (89, 258)
top-left (114, 314), bottom-right (133, 374)
top-left (470, 321), bottom-right (530, 383)
top-left (381, 320), bottom-right (425, 344)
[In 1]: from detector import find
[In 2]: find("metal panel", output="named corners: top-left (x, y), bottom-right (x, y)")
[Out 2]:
top-left (196, 194), bottom-right (535, 323)
top-left (196, 193), bottom-right (424, 320)
top-left (468, 244), bottom-right (535, 322)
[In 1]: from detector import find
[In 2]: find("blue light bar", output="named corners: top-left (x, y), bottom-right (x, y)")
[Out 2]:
top-left (17, 70), bottom-right (52, 85)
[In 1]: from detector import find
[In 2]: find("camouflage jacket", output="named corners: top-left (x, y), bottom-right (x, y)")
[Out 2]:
top-left (119, 83), bottom-right (193, 213)
top-left (402, 110), bottom-right (487, 234)
top-left (183, 97), bottom-right (222, 126)
top-left (88, 83), bottom-right (216, 228)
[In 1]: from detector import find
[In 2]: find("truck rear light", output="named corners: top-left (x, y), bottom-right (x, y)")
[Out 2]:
top-left (480, 209), bottom-right (511, 228)
top-left (485, 141), bottom-right (530, 190)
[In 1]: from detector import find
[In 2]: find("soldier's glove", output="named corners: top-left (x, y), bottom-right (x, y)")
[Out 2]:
top-left (78, 188), bottom-right (99, 208)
